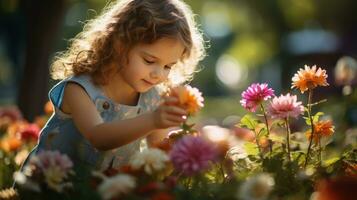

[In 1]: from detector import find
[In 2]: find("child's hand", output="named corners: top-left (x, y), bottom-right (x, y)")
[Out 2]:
top-left (152, 96), bottom-right (187, 129)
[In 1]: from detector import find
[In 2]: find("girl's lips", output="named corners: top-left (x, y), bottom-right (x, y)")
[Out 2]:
top-left (143, 79), bottom-right (154, 86)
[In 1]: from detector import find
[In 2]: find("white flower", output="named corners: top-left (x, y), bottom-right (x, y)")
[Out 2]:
top-left (201, 125), bottom-right (232, 143)
top-left (129, 148), bottom-right (169, 175)
top-left (43, 166), bottom-right (72, 192)
top-left (13, 171), bottom-right (41, 192)
top-left (98, 174), bottom-right (136, 200)
top-left (237, 173), bottom-right (275, 200)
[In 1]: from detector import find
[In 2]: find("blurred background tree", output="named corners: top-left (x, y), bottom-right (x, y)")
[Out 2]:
top-left (0, 0), bottom-right (356, 131)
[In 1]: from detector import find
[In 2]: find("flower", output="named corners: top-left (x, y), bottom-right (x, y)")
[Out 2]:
top-left (170, 136), bottom-right (217, 176)
top-left (0, 188), bottom-right (18, 200)
top-left (237, 173), bottom-right (275, 200)
top-left (201, 125), bottom-right (234, 157)
top-left (27, 150), bottom-right (73, 192)
top-left (19, 123), bottom-right (40, 141)
top-left (240, 83), bottom-right (274, 112)
top-left (14, 149), bottom-right (29, 166)
top-left (316, 176), bottom-right (357, 200)
top-left (0, 137), bottom-right (22, 152)
top-left (0, 106), bottom-right (22, 122)
top-left (98, 174), bottom-right (136, 200)
top-left (345, 163), bottom-right (357, 176)
top-left (129, 148), bottom-right (169, 175)
top-left (306, 120), bottom-right (335, 143)
top-left (168, 85), bottom-right (204, 115)
top-left (267, 93), bottom-right (304, 119)
top-left (291, 65), bottom-right (328, 93)
top-left (44, 101), bottom-right (54, 115)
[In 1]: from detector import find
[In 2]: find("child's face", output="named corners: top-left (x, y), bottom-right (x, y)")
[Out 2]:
top-left (119, 37), bottom-right (185, 92)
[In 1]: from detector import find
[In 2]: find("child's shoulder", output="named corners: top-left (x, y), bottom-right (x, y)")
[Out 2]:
top-left (49, 74), bottom-right (101, 114)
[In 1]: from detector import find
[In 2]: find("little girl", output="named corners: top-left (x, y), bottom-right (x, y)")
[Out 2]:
top-left (21, 0), bottom-right (205, 171)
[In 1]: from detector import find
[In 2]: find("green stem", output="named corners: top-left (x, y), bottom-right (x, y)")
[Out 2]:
top-left (318, 136), bottom-right (322, 166)
top-left (260, 104), bottom-right (272, 154)
top-left (219, 163), bottom-right (226, 183)
top-left (285, 117), bottom-right (291, 162)
top-left (304, 89), bottom-right (315, 168)
top-left (254, 129), bottom-right (264, 160)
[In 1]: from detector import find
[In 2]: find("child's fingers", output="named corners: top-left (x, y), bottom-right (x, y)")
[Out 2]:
top-left (166, 114), bottom-right (186, 123)
top-left (163, 96), bottom-right (179, 105)
top-left (164, 106), bottom-right (187, 116)
top-left (163, 120), bottom-right (182, 127)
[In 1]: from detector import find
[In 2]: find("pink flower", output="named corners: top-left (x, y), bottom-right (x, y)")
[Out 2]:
top-left (0, 106), bottom-right (23, 121)
top-left (30, 150), bottom-right (73, 172)
top-left (268, 93), bottom-right (304, 119)
top-left (240, 83), bottom-right (274, 112)
top-left (20, 123), bottom-right (40, 141)
top-left (170, 136), bottom-right (217, 176)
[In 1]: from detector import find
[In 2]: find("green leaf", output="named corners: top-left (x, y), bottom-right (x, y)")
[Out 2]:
top-left (271, 119), bottom-right (285, 128)
top-left (257, 125), bottom-right (268, 137)
top-left (323, 157), bottom-right (340, 167)
top-left (244, 142), bottom-right (259, 156)
top-left (304, 107), bottom-right (309, 112)
top-left (239, 114), bottom-right (259, 130)
top-left (312, 112), bottom-right (324, 123)
top-left (303, 117), bottom-right (311, 125)
top-left (270, 134), bottom-right (284, 143)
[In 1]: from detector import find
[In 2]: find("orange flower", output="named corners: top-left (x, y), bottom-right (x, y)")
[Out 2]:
top-left (34, 116), bottom-right (48, 128)
top-left (7, 121), bottom-right (28, 137)
top-left (44, 101), bottom-right (54, 115)
top-left (345, 163), bottom-right (357, 176)
top-left (0, 137), bottom-right (22, 152)
top-left (168, 85), bottom-right (204, 115)
top-left (306, 120), bottom-right (334, 143)
top-left (291, 65), bottom-right (329, 93)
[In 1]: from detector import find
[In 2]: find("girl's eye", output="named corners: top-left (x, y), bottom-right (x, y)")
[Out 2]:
top-left (144, 58), bottom-right (155, 64)
top-left (164, 65), bottom-right (172, 70)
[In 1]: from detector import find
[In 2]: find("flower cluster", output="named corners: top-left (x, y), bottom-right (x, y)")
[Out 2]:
top-left (2, 63), bottom-right (356, 200)
top-left (17, 150), bottom-right (74, 192)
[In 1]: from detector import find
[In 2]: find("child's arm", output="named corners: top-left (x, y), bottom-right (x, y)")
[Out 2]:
top-left (63, 83), bottom-right (187, 151)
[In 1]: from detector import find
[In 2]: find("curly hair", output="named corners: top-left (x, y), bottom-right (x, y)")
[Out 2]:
top-left (51, 0), bottom-right (206, 87)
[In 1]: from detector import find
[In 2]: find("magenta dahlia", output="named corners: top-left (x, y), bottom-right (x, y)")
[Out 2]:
top-left (170, 136), bottom-right (217, 176)
top-left (240, 83), bottom-right (275, 112)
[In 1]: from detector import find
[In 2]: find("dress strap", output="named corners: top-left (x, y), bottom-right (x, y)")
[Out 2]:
top-left (48, 74), bottom-right (102, 109)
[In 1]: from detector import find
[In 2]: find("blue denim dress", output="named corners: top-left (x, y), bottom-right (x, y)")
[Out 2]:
top-left (21, 74), bottom-right (161, 171)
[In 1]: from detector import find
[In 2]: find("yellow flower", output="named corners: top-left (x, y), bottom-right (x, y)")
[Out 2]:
top-left (306, 120), bottom-right (334, 144)
top-left (168, 85), bottom-right (204, 115)
top-left (291, 65), bottom-right (328, 93)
